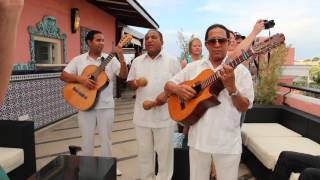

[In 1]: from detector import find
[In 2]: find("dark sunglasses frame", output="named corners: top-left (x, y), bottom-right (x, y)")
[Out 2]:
top-left (206, 38), bottom-right (229, 44)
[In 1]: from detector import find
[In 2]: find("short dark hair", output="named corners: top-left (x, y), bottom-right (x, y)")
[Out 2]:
top-left (205, 24), bottom-right (230, 41)
top-left (234, 32), bottom-right (246, 40)
top-left (85, 30), bottom-right (102, 44)
top-left (145, 29), bottom-right (163, 42)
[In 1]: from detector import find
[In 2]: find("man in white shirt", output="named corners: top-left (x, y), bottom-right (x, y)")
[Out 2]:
top-left (127, 30), bottom-right (180, 180)
top-left (60, 30), bottom-right (127, 166)
top-left (165, 24), bottom-right (255, 180)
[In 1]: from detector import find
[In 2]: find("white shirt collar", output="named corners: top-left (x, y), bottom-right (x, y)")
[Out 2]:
top-left (144, 49), bottom-right (164, 60)
top-left (86, 52), bottom-right (105, 61)
top-left (201, 56), bottom-right (228, 70)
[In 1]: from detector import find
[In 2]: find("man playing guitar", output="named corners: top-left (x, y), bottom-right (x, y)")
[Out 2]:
top-left (60, 30), bottom-right (127, 175)
top-left (164, 23), bottom-right (263, 180)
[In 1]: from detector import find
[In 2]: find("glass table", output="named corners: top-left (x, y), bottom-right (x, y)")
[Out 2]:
top-left (28, 155), bottom-right (116, 180)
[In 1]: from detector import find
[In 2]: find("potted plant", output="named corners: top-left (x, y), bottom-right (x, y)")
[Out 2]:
top-left (254, 44), bottom-right (288, 105)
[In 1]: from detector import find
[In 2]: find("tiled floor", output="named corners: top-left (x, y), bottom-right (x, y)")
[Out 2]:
top-left (34, 90), bottom-right (255, 180)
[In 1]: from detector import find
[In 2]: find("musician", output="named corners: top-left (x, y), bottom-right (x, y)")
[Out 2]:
top-left (164, 24), bottom-right (257, 180)
top-left (60, 30), bottom-right (127, 175)
top-left (127, 30), bottom-right (180, 180)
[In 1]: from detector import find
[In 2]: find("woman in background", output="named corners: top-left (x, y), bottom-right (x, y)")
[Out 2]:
top-left (180, 37), bottom-right (203, 69)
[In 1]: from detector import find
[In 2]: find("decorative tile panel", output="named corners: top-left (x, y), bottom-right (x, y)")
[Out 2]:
top-left (0, 73), bottom-right (76, 129)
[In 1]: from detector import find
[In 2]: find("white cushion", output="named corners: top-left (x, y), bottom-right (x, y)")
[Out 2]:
top-left (241, 123), bottom-right (302, 146)
top-left (0, 147), bottom-right (24, 173)
top-left (289, 173), bottom-right (300, 180)
top-left (247, 137), bottom-right (320, 170)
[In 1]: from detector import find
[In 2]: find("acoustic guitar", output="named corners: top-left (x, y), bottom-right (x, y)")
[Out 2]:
top-left (168, 33), bottom-right (285, 125)
top-left (63, 34), bottom-right (132, 111)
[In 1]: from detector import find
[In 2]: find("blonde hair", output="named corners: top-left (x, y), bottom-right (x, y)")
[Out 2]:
top-left (188, 37), bottom-right (202, 54)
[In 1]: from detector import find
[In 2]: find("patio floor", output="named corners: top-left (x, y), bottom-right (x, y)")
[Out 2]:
top-left (34, 90), bottom-right (255, 180)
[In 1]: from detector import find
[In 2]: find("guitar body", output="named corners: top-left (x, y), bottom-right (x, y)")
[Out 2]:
top-left (63, 65), bottom-right (109, 111)
top-left (168, 69), bottom-right (224, 126)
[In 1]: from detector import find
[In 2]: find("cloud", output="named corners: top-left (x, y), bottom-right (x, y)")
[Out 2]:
top-left (135, 0), bottom-right (320, 60)
top-left (196, 0), bottom-right (320, 59)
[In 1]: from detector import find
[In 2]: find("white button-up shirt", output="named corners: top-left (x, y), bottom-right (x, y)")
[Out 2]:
top-left (170, 57), bottom-right (254, 154)
top-left (64, 52), bottom-right (120, 109)
top-left (127, 51), bottom-right (181, 128)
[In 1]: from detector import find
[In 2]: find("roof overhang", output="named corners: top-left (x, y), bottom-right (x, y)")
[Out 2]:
top-left (87, 0), bottom-right (159, 29)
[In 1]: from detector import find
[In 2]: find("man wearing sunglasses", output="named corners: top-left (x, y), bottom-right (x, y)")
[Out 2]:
top-left (165, 23), bottom-right (262, 180)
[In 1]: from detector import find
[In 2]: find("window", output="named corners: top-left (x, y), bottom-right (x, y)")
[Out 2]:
top-left (34, 36), bottom-right (62, 65)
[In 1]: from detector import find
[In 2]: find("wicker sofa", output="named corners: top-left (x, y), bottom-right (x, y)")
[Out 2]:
top-left (0, 120), bottom-right (36, 179)
top-left (241, 105), bottom-right (320, 180)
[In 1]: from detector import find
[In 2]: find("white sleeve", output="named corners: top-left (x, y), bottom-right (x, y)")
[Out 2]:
top-left (171, 58), bottom-right (181, 76)
top-left (126, 59), bottom-right (136, 81)
top-left (169, 65), bottom-right (189, 85)
top-left (236, 66), bottom-right (255, 108)
top-left (63, 58), bottom-right (78, 75)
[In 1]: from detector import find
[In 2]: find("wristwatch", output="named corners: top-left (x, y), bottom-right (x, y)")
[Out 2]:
top-left (229, 89), bottom-right (239, 97)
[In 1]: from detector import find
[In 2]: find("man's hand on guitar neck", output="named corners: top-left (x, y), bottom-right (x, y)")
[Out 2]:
top-left (114, 46), bottom-right (125, 62)
top-left (165, 82), bottom-right (196, 101)
top-left (219, 64), bottom-right (250, 112)
top-left (219, 64), bottom-right (236, 94)
top-left (114, 46), bottom-right (128, 79)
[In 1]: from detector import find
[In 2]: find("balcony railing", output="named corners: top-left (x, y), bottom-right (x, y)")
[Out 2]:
top-left (278, 83), bottom-right (320, 105)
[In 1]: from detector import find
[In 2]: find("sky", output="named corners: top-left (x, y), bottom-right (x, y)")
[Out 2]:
top-left (132, 0), bottom-right (320, 61)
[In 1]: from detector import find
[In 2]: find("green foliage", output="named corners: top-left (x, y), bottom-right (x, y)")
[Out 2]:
top-left (177, 30), bottom-right (194, 61)
top-left (255, 44), bottom-right (288, 104)
top-left (310, 65), bottom-right (320, 83)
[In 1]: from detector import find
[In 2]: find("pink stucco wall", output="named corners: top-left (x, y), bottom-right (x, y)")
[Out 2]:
top-left (275, 92), bottom-right (320, 117)
top-left (16, 0), bottom-right (116, 64)
top-left (284, 48), bottom-right (295, 65)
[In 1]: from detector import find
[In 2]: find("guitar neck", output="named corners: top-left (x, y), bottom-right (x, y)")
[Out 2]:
top-left (201, 49), bottom-right (254, 89)
top-left (89, 34), bottom-right (133, 81)
top-left (91, 53), bottom-right (115, 80)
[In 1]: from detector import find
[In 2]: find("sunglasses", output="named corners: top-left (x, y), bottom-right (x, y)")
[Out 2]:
top-left (206, 38), bottom-right (228, 45)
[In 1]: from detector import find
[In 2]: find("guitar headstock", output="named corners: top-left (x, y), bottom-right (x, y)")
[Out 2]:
top-left (117, 34), bottom-right (133, 48)
top-left (252, 33), bottom-right (285, 54)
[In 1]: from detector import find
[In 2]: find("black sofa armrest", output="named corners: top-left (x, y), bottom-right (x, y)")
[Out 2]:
top-left (0, 120), bottom-right (36, 179)
top-left (244, 105), bottom-right (283, 123)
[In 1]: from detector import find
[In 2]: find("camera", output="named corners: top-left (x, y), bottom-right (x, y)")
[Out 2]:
top-left (264, 20), bottom-right (275, 29)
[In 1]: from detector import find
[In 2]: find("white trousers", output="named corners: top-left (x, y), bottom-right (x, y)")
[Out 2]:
top-left (135, 125), bottom-right (175, 180)
top-left (189, 147), bottom-right (241, 180)
top-left (78, 108), bottom-right (114, 157)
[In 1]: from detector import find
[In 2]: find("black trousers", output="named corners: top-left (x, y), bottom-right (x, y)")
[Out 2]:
top-left (272, 151), bottom-right (320, 180)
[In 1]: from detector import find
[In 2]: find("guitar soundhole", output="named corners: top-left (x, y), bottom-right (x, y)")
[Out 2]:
top-left (89, 75), bottom-right (95, 81)
top-left (72, 87), bottom-right (87, 99)
top-left (192, 83), bottom-right (202, 98)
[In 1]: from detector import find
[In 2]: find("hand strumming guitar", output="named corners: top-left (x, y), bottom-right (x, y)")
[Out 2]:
top-left (78, 76), bottom-right (96, 89)
top-left (165, 82), bottom-right (197, 101)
